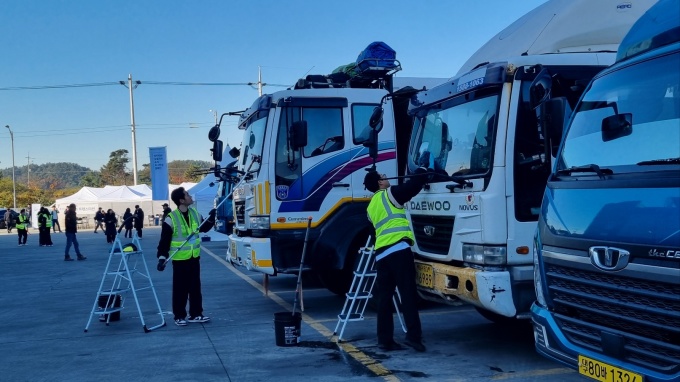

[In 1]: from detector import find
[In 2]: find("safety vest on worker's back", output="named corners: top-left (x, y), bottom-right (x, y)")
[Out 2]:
top-left (16, 214), bottom-right (27, 230)
top-left (168, 207), bottom-right (201, 261)
top-left (367, 190), bottom-right (414, 252)
top-left (41, 213), bottom-right (52, 228)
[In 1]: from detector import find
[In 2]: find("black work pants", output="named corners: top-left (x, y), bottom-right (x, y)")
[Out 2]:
top-left (172, 256), bottom-right (203, 320)
top-left (375, 247), bottom-right (422, 344)
top-left (17, 228), bottom-right (27, 245)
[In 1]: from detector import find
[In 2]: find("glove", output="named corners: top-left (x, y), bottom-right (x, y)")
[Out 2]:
top-left (418, 150), bottom-right (435, 170)
top-left (157, 257), bottom-right (166, 272)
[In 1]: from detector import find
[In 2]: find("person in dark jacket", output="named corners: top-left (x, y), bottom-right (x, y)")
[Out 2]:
top-left (362, 152), bottom-right (434, 353)
top-left (94, 207), bottom-right (105, 233)
top-left (38, 207), bottom-right (53, 247)
top-left (156, 187), bottom-right (215, 326)
top-left (104, 209), bottom-right (118, 244)
top-left (64, 203), bottom-right (86, 261)
top-left (134, 205), bottom-right (144, 238)
top-left (161, 203), bottom-right (172, 221)
top-left (122, 208), bottom-right (134, 238)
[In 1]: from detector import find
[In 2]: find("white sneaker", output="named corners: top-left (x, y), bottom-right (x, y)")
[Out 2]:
top-left (187, 315), bottom-right (211, 323)
top-left (174, 318), bottom-right (187, 326)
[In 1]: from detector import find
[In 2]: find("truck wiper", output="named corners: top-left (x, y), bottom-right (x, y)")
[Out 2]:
top-left (555, 164), bottom-right (613, 179)
top-left (637, 157), bottom-right (680, 165)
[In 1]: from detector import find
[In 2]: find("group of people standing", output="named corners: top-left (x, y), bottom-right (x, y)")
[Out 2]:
top-left (93, 205), bottom-right (146, 242)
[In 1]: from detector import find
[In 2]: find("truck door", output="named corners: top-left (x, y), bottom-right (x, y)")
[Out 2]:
top-left (274, 98), bottom-right (349, 215)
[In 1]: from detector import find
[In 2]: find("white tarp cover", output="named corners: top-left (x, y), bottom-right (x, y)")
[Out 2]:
top-left (457, 0), bottom-right (657, 75)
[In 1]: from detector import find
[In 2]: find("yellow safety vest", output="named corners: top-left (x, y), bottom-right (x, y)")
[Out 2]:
top-left (367, 190), bottom-right (414, 251)
top-left (41, 213), bottom-right (52, 228)
top-left (168, 207), bottom-right (202, 261)
top-left (16, 214), bottom-right (27, 230)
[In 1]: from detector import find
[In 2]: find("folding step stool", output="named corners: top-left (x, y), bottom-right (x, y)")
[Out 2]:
top-left (333, 236), bottom-right (405, 342)
top-left (84, 231), bottom-right (166, 333)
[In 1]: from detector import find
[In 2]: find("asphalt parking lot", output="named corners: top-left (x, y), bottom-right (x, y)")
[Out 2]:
top-left (0, 226), bottom-right (584, 382)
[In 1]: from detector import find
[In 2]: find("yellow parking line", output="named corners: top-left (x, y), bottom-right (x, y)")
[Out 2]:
top-left (202, 247), bottom-right (400, 382)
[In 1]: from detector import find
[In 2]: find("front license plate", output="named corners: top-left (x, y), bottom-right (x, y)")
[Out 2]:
top-left (229, 240), bottom-right (237, 260)
top-left (415, 263), bottom-right (434, 289)
top-left (578, 355), bottom-right (643, 382)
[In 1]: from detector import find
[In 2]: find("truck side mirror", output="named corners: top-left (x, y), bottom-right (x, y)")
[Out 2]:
top-left (208, 124), bottom-right (220, 142)
top-left (229, 146), bottom-right (240, 158)
top-left (529, 68), bottom-right (552, 110)
top-left (289, 120), bottom-right (308, 149)
top-left (369, 106), bottom-right (384, 132)
top-left (363, 129), bottom-right (378, 161)
top-left (211, 140), bottom-right (223, 162)
top-left (602, 113), bottom-right (632, 142)
top-left (541, 97), bottom-right (571, 153)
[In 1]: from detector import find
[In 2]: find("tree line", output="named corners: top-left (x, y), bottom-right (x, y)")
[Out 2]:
top-left (0, 149), bottom-right (211, 207)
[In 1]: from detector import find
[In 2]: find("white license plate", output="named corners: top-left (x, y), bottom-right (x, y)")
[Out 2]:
top-left (230, 240), bottom-right (237, 259)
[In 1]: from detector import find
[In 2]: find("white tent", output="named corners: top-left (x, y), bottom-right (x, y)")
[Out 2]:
top-left (53, 183), bottom-right (195, 229)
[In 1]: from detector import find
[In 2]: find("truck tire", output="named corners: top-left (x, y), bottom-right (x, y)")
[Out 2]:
top-left (317, 234), bottom-right (366, 295)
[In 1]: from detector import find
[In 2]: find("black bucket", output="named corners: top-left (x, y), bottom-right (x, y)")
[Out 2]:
top-left (274, 311), bottom-right (301, 347)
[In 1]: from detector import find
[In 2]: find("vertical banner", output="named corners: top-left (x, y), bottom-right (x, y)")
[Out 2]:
top-left (149, 147), bottom-right (169, 200)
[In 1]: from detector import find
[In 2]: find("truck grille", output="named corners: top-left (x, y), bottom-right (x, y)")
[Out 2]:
top-left (411, 215), bottom-right (454, 255)
top-left (234, 200), bottom-right (245, 225)
top-left (545, 264), bottom-right (680, 373)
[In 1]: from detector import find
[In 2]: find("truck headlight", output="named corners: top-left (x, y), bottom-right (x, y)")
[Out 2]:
top-left (463, 244), bottom-right (506, 265)
top-left (533, 238), bottom-right (547, 306)
top-left (249, 216), bottom-right (270, 230)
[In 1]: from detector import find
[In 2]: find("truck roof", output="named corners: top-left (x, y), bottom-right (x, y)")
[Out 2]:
top-left (457, 0), bottom-right (657, 76)
top-left (616, 0), bottom-right (680, 62)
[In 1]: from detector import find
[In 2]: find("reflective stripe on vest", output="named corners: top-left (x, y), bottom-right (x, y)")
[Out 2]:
top-left (367, 190), bottom-right (414, 251)
top-left (16, 215), bottom-right (27, 230)
top-left (168, 207), bottom-right (201, 260)
top-left (42, 213), bottom-right (52, 228)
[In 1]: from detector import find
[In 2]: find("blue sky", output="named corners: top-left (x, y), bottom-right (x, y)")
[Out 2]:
top-left (0, 0), bottom-right (546, 173)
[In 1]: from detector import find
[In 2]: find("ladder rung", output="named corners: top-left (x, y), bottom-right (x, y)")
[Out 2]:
top-left (96, 306), bottom-right (124, 314)
top-left (107, 269), bottom-right (137, 276)
top-left (338, 313), bottom-right (363, 321)
top-left (99, 288), bottom-right (129, 296)
top-left (346, 291), bottom-right (372, 299)
top-left (114, 250), bottom-right (143, 256)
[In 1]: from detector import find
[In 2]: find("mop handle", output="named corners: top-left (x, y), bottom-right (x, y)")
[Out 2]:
top-left (162, 156), bottom-right (260, 266)
top-left (292, 217), bottom-right (313, 316)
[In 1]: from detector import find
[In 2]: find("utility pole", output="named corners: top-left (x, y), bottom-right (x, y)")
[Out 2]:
top-left (26, 153), bottom-right (33, 186)
top-left (5, 125), bottom-right (16, 208)
top-left (247, 66), bottom-right (266, 96)
top-left (120, 74), bottom-right (141, 185)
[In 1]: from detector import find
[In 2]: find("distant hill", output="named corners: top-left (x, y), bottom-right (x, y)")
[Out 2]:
top-left (1, 162), bottom-right (91, 189)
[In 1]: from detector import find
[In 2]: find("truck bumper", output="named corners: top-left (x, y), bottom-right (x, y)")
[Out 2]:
top-left (531, 303), bottom-right (679, 382)
top-left (415, 260), bottom-right (530, 317)
top-left (227, 235), bottom-right (275, 275)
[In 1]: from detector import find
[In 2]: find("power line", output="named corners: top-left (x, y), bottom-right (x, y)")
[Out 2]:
top-left (0, 82), bottom-right (120, 91)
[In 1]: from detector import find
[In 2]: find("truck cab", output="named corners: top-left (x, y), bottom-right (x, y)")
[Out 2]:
top-left (532, 1), bottom-right (680, 380)
top-left (222, 50), bottom-right (441, 293)
top-left (405, 0), bottom-right (656, 323)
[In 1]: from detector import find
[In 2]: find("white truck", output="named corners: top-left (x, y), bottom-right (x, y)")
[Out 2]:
top-left (221, 50), bottom-right (443, 294)
top-left (403, 0), bottom-right (656, 323)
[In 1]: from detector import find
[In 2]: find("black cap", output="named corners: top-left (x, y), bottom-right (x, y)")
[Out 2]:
top-left (135, 205), bottom-right (139, 208)
top-left (363, 171), bottom-right (381, 193)
top-left (162, 203), bottom-right (169, 207)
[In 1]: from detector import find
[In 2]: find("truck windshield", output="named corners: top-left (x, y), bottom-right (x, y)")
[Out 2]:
top-left (559, 52), bottom-right (680, 171)
top-left (411, 94), bottom-right (499, 178)
top-left (238, 111), bottom-right (268, 173)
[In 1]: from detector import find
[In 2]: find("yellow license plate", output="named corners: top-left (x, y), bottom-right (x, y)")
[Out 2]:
top-left (415, 263), bottom-right (434, 289)
top-left (578, 355), bottom-right (643, 382)
top-left (229, 240), bottom-right (237, 259)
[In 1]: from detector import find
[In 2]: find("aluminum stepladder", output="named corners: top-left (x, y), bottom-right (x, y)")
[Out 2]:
top-left (84, 230), bottom-right (166, 333)
top-left (333, 236), bottom-right (405, 342)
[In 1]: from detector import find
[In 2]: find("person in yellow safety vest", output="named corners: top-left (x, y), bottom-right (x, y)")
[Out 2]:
top-left (363, 151), bottom-right (435, 353)
top-left (15, 209), bottom-right (29, 246)
top-left (156, 186), bottom-right (216, 327)
top-left (38, 207), bottom-right (53, 247)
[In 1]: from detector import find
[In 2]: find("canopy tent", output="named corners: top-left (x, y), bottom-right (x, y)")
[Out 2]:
top-left (53, 183), bottom-right (196, 228)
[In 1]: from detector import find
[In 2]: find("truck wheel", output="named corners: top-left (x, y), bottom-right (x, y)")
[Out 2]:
top-left (317, 235), bottom-right (365, 295)
top-left (474, 307), bottom-right (517, 325)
